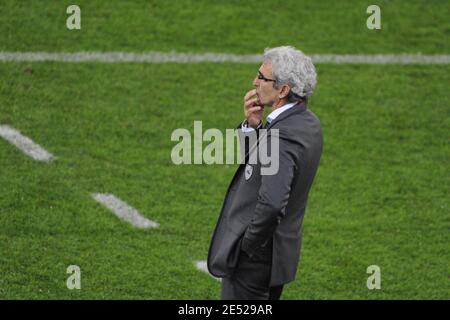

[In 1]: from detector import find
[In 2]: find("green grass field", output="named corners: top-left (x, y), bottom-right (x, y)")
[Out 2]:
top-left (0, 0), bottom-right (449, 299)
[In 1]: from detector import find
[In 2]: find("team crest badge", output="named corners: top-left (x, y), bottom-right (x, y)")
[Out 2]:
top-left (245, 164), bottom-right (253, 180)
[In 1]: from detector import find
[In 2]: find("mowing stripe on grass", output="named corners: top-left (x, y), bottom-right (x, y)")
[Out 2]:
top-left (0, 52), bottom-right (449, 64)
top-left (91, 193), bottom-right (159, 229)
top-left (194, 261), bottom-right (221, 281)
top-left (0, 124), bottom-right (54, 162)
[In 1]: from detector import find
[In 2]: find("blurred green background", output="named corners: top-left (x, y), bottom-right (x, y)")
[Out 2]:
top-left (0, 0), bottom-right (448, 299)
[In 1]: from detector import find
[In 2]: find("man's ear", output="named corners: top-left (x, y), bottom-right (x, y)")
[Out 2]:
top-left (279, 85), bottom-right (291, 99)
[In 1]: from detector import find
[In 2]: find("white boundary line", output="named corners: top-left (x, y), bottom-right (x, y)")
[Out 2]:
top-left (0, 51), bottom-right (449, 64)
top-left (91, 193), bottom-right (159, 229)
top-left (194, 260), bottom-right (221, 281)
top-left (0, 124), bottom-right (54, 162)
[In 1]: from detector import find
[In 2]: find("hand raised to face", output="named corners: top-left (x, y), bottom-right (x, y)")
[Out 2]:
top-left (243, 89), bottom-right (264, 128)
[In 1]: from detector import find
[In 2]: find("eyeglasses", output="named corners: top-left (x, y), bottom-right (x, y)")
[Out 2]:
top-left (257, 70), bottom-right (276, 82)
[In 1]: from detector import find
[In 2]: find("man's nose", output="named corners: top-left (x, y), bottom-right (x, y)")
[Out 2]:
top-left (253, 76), bottom-right (259, 87)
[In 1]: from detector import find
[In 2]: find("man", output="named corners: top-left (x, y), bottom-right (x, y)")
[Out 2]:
top-left (207, 46), bottom-right (323, 300)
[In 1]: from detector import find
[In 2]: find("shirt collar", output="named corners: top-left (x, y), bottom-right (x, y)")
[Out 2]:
top-left (266, 102), bottom-right (297, 123)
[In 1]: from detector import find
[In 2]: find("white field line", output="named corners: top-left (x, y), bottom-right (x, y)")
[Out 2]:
top-left (0, 124), bottom-right (54, 162)
top-left (91, 193), bottom-right (159, 229)
top-left (0, 51), bottom-right (449, 64)
top-left (194, 261), bottom-right (221, 282)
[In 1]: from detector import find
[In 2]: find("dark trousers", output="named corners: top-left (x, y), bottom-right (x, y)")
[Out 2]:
top-left (221, 249), bottom-right (284, 300)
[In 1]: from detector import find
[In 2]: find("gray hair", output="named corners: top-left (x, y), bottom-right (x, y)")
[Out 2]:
top-left (263, 46), bottom-right (317, 100)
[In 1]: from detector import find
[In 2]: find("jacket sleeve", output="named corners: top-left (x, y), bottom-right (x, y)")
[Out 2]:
top-left (241, 128), bottom-right (300, 258)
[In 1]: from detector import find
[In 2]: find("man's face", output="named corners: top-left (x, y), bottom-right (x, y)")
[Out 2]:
top-left (253, 62), bottom-right (280, 107)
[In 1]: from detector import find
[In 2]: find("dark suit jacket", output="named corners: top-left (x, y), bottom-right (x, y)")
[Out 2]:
top-left (207, 102), bottom-right (323, 287)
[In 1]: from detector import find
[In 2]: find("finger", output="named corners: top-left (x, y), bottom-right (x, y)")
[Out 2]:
top-left (244, 89), bottom-right (256, 101)
top-left (246, 106), bottom-right (262, 115)
top-left (245, 96), bottom-right (263, 109)
top-left (244, 89), bottom-right (257, 101)
top-left (244, 99), bottom-right (256, 109)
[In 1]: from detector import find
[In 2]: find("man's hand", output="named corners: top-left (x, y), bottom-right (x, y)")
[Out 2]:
top-left (243, 89), bottom-right (263, 128)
